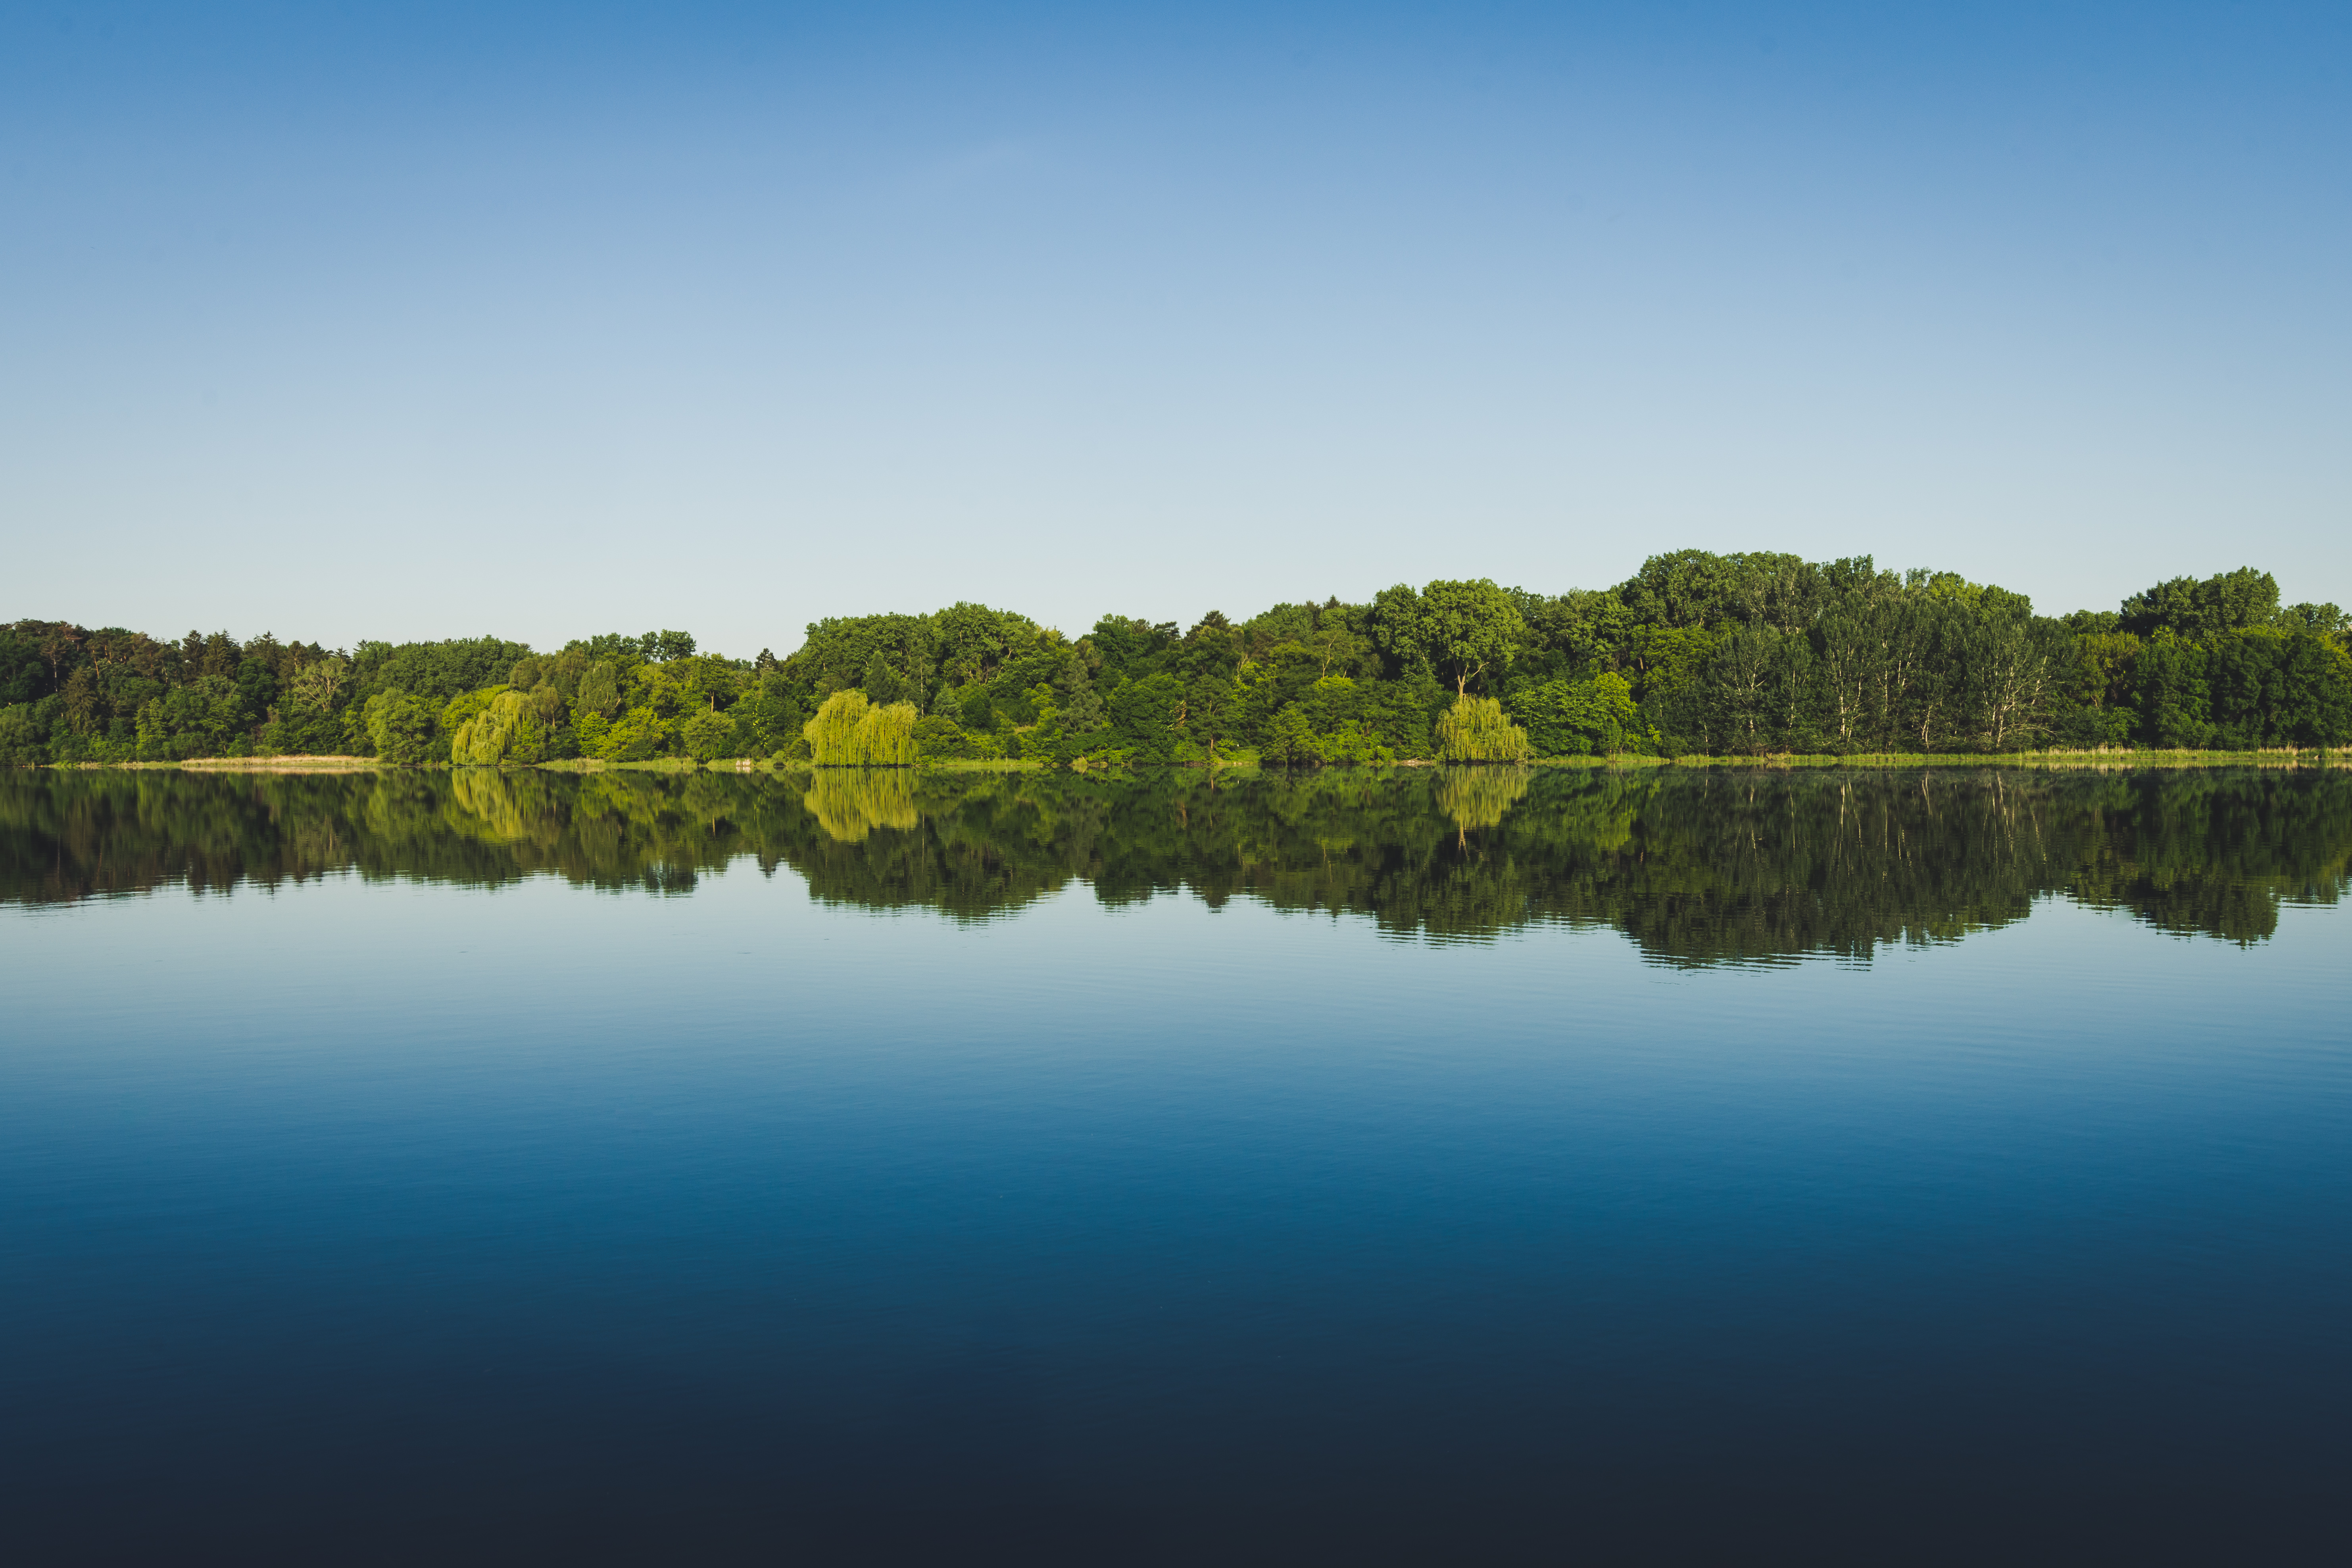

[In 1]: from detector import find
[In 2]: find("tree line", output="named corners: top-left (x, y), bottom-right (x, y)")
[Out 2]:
top-left (4, 551), bottom-right (2346, 768)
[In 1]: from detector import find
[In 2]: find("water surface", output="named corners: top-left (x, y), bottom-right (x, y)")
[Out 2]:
top-left (3, 767), bottom-right (2347, 1563)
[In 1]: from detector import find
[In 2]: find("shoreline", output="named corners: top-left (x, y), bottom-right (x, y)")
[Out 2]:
top-left (29, 747), bottom-right (2350, 776)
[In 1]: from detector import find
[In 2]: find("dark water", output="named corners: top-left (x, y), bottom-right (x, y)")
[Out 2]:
top-left (2, 766), bottom-right (2348, 1564)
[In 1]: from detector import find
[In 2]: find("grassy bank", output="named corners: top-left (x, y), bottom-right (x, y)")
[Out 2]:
top-left (1642, 748), bottom-right (2350, 769)
top-left (57, 755), bottom-right (384, 772)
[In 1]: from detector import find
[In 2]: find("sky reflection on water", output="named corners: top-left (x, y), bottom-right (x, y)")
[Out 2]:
top-left (1, 768), bottom-right (2347, 1563)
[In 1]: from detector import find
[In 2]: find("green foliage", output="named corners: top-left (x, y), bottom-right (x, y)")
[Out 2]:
top-left (1514, 672), bottom-right (1643, 756)
top-left (354, 636), bottom-right (533, 709)
top-left (2135, 633), bottom-right (2213, 748)
top-left (2204, 628), bottom-right (2352, 747)
top-left (1184, 674), bottom-right (1238, 761)
top-left (452, 689), bottom-right (529, 765)
top-left (575, 661), bottom-right (622, 717)
top-left (1262, 701), bottom-right (1393, 767)
top-left (1316, 721), bottom-right (1392, 765)
top-left (853, 701), bottom-right (920, 766)
top-left (1106, 672), bottom-right (1186, 763)
top-left (913, 714), bottom-right (976, 758)
top-left (364, 691), bottom-right (440, 765)
top-left (861, 651), bottom-right (909, 707)
top-left (1374, 578), bottom-right (1527, 697)
top-left (801, 690), bottom-right (919, 765)
top-left (1618, 548), bottom-right (1767, 628)
top-left (1264, 703), bottom-right (1318, 767)
top-left (4, 550), bottom-right (2346, 772)
top-left (286, 657), bottom-right (348, 715)
top-left (680, 709), bottom-right (738, 762)
top-left (2120, 567), bottom-right (2281, 640)
top-left (441, 686), bottom-right (501, 741)
top-left (0, 703), bottom-right (43, 765)
top-left (796, 603), bottom-right (1049, 703)
top-left (1435, 696), bottom-right (1532, 763)
top-left (599, 706), bottom-right (672, 763)
top-left (804, 690), bottom-right (871, 765)
top-left (1089, 616), bottom-right (1182, 686)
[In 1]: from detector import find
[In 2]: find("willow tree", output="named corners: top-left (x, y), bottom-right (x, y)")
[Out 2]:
top-left (451, 690), bottom-right (532, 765)
top-left (852, 701), bottom-right (920, 765)
top-left (1434, 696), bottom-right (1531, 763)
top-left (804, 690), bottom-right (871, 764)
top-left (803, 690), bottom-right (920, 765)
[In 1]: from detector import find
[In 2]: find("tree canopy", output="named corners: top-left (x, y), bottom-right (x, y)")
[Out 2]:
top-left (4, 555), bottom-right (2346, 770)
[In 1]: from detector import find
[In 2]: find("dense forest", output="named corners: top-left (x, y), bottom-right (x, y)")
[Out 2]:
top-left (4, 551), bottom-right (2347, 768)
top-left (7, 766), bottom-right (2346, 958)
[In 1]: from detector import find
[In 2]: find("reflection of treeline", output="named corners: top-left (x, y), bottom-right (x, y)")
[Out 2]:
top-left (5, 768), bottom-right (2346, 960)
top-left (0, 768), bottom-right (774, 901)
top-left (8, 553), bottom-right (2347, 771)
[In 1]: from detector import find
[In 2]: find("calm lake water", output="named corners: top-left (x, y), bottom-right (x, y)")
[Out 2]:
top-left (3, 765), bottom-right (2348, 1564)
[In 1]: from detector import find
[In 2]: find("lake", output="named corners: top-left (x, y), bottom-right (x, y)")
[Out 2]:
top-left (3, 765), bottom-right (2348, 1564)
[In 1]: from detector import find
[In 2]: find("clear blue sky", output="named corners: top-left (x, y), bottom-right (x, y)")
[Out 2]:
top-left (4, 2), bottom-right (2346, 656)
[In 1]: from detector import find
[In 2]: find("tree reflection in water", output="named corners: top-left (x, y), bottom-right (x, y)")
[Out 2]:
top-left (6, 764), bottom-right (2347, 962)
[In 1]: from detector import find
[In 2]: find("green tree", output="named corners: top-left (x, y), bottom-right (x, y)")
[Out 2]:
top-left (599, 706), bottom-right (672, 762)
top-left (804, 690), bottom-right (872, 765)
top-left (363, 690), bottom-right (440, 765)
top-left (861, 651), bottom-right (908, 707)
top-left (1264, 703), bottom-right (1318, 767)
top-left (1184, 674), bottom-right (1237, 763)
top-left (1616, 549), bottom-right (1752, 629)
top-left (2134, 633), bottom-right (2213, 748)
top-left (1434, 696), bottom-right (1531, 762)
top-left (285, 657), bottom-right (348, 716)
top-left (575, 661), bottom-right (622, 718)
top-left (2119, 568), bottom-right (2281, 640)
top-left (1374, 579), bottom-right (1527, 698)
top-left (1106, 673), bottom-right (1186, 762)
top-left (680, 709), bottom-right (737, 761)
top-left (912, 713), bottom-right (974, 759)
top-left (853, 701), bottom-right (920, 765)
top-left (1515, 673), bottom-right (1641, 757)
top-left (1057, 650), bottom-right (1107, 736)
top-left (452, 690), bottom-right (530, 765)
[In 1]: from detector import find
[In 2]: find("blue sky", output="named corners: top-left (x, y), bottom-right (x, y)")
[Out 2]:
top-left (3, 2), bottom-right (2346, 655)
